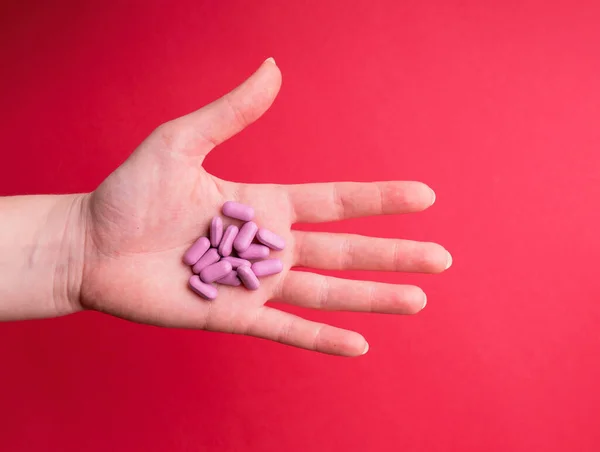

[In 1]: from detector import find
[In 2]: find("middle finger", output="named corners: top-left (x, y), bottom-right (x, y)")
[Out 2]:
top-left (293, 231), bottom-right (451, 273)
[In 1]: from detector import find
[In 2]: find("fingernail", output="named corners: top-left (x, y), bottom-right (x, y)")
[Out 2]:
top-left (422, 292), bottom-right (427, 309)
top-left (264, 57), bottom-right (276, 65)
top-left (445, 251), bottom-right (453, 270)
top-left (430, 188), bottom-right (436, 206)
top-left (362, 342), bottom-right (369, 355)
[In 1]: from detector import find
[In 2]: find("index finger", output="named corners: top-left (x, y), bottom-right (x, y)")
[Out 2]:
top-left (286, 181), bottom-right (435, 223)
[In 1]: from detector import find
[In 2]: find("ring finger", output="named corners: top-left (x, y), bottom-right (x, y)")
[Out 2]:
top-left (278, 271), bottom-right (427, 314)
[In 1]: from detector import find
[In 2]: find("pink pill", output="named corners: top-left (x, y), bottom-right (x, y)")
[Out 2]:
top-left (237, 265), bottom-right (260, 290)
top-left (256, 228), bottom-right (285, 251)
top-left (222, 201), bottom-right (254, 221)
top-left (189, 275), bottom-right (218, 300)
top-left (218, 224), bottom-right (239, 257)
top-left (192, 248), bottom-right (220, 274)
top-left (217, 270), bottom-right (242, 286)
top-left (238, 244), bottom-right (270, 260)
top-left (221, 256), bottom-right (251, 269)
top-left (210, 216), bottom-right (223, 247)
top-left (182, 236), bottom-right (210, 266)
top-left (200, 261), bottom-right (233, 283)
top-left (233, 221), bottom-right (258, 253)
top-left (251, 259), bottom-right (283, 277)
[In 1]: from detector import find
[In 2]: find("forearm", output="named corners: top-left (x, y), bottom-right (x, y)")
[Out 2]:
top-left (0, 194), bottom-right (88, 320)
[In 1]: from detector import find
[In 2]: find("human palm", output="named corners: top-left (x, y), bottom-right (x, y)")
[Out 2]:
top-left (79, 59), bottom-right (450, 356)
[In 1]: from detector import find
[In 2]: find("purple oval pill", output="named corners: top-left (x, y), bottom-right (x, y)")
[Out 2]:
top-left (192, 248), bottom-right (220, 274)
top-left (238, 244), bottom-right (270, 260)
top-left (256, 228), bottom-right (285, 251)
top-left (200, 261), bottom-right (233, 283)
top-left (237, 265), bottom-right (260, 290)
top-left (233, 221), bottom-right (258, 253)
top-left (222, 201), bottom-right (255, 221)
top-left (210, 216), bottom-right (223, 247)
top-left (221, 256), bottom-right (251, 269)
top-left (182, 236), bottom-right (211, 266)
top-left (217, 270), bottom-right (242, 286)
top-left (218, 224), bottom-right (239, 257)
top-left (251, 259), bottom-right (283, 277)
top-left (189, 275), bottom-right (218, 300)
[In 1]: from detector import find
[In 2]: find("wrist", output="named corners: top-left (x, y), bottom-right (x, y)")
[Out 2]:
top-left (55, 193), bottom-right (90, 316)
top-left (0, 193), bottom-right (90, 320)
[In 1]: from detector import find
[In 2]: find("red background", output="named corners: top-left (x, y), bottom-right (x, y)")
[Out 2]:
top-left (1, 0), bottom-right (600, 450)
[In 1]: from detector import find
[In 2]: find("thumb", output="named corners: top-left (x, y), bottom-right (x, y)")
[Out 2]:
top-left (163, 58), bottom-right (282, 157)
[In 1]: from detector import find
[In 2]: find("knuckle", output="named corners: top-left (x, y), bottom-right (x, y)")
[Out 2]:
top-left (331, 184), bottom-right (347, 219)
top-left (223, 93), bottom-right (250, 129)
top-left (311, 324), bottom-right (326, 351)
top-left (339, 237), bottom-right (354, 269)
top-left (316, 275), bottom-right (330, 309)
top-left (392, 241), bottom-right (402, 270)
top-left (374, 182), bottom-right (386, 214)
top-left (276, 318), bottom-right (295, 345)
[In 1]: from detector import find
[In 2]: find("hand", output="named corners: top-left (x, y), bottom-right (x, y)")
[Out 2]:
top-left (77, 58), bottom-right (451, 356)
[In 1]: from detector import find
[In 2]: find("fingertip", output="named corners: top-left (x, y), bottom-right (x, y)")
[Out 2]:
top-left (417, 182), bottom-right (435, 209)
top-left (255, 58), bottom-right (282, 108)
top-left (228, 58), bottom-right (282, 116)
top-left (348, 332), bottom-right (369, 357)
top-left (258, 56), bottom-right (282, 85)
top-left (411, 286), bottom-right (427, 312)
top-left (445, 251), bottom-right (453, 270)
top-left (346, 332), bottom-right (369, 357)
top-left (319, 326), bottom-right (368, 357)
top-left (395, 285), bottom-right (428, 314)
top-left (399, 181), bottom-right (437, 212)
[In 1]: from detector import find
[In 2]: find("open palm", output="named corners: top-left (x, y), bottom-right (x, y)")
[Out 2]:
top-left (79, 59), bottom-right (451, 356)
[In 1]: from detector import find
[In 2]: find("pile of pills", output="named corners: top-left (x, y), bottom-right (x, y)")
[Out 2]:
top-left (183, 201), bottom-right (285, 300)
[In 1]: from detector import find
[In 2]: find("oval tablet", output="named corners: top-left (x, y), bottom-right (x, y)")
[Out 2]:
top-left (189, 275), bottom-right (218, 300)
top-left (222, 201), bottom-right (254, 221)
top-left (217, 270), bottom-right (242, 286)
top-left (256, 228), bottom-right (285, 251)
top-left (221, 256), bottom-right (251, 269)
top-left (192, 248), bottom-right (220, 274)
top-left (237, 266), bottom-right (260, 290)
top-left (238, 244), bottom-right (270, 260)
top-left (200, 261), bottom-right (233, 283)
top-left (251, 259), bottom-right (283, 277)
top-left (233, 221), bottom-right (258, 253)
top-left (218, 224), bottom-right (239, 257)
top-left (182, 236), bottom-right (211, 266)
top-left (210, 216), bottom-right (223, 247)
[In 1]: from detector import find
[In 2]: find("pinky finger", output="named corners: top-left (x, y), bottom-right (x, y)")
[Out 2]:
top-left (248, 306), bottom-right (369, 357)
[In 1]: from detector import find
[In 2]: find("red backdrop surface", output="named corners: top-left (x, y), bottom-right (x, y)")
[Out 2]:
top-left (1, 1), bottom-right (600, 451)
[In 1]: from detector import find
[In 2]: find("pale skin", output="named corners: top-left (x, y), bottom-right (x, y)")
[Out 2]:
top-left (0, 58), bottom-right (451, 356)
